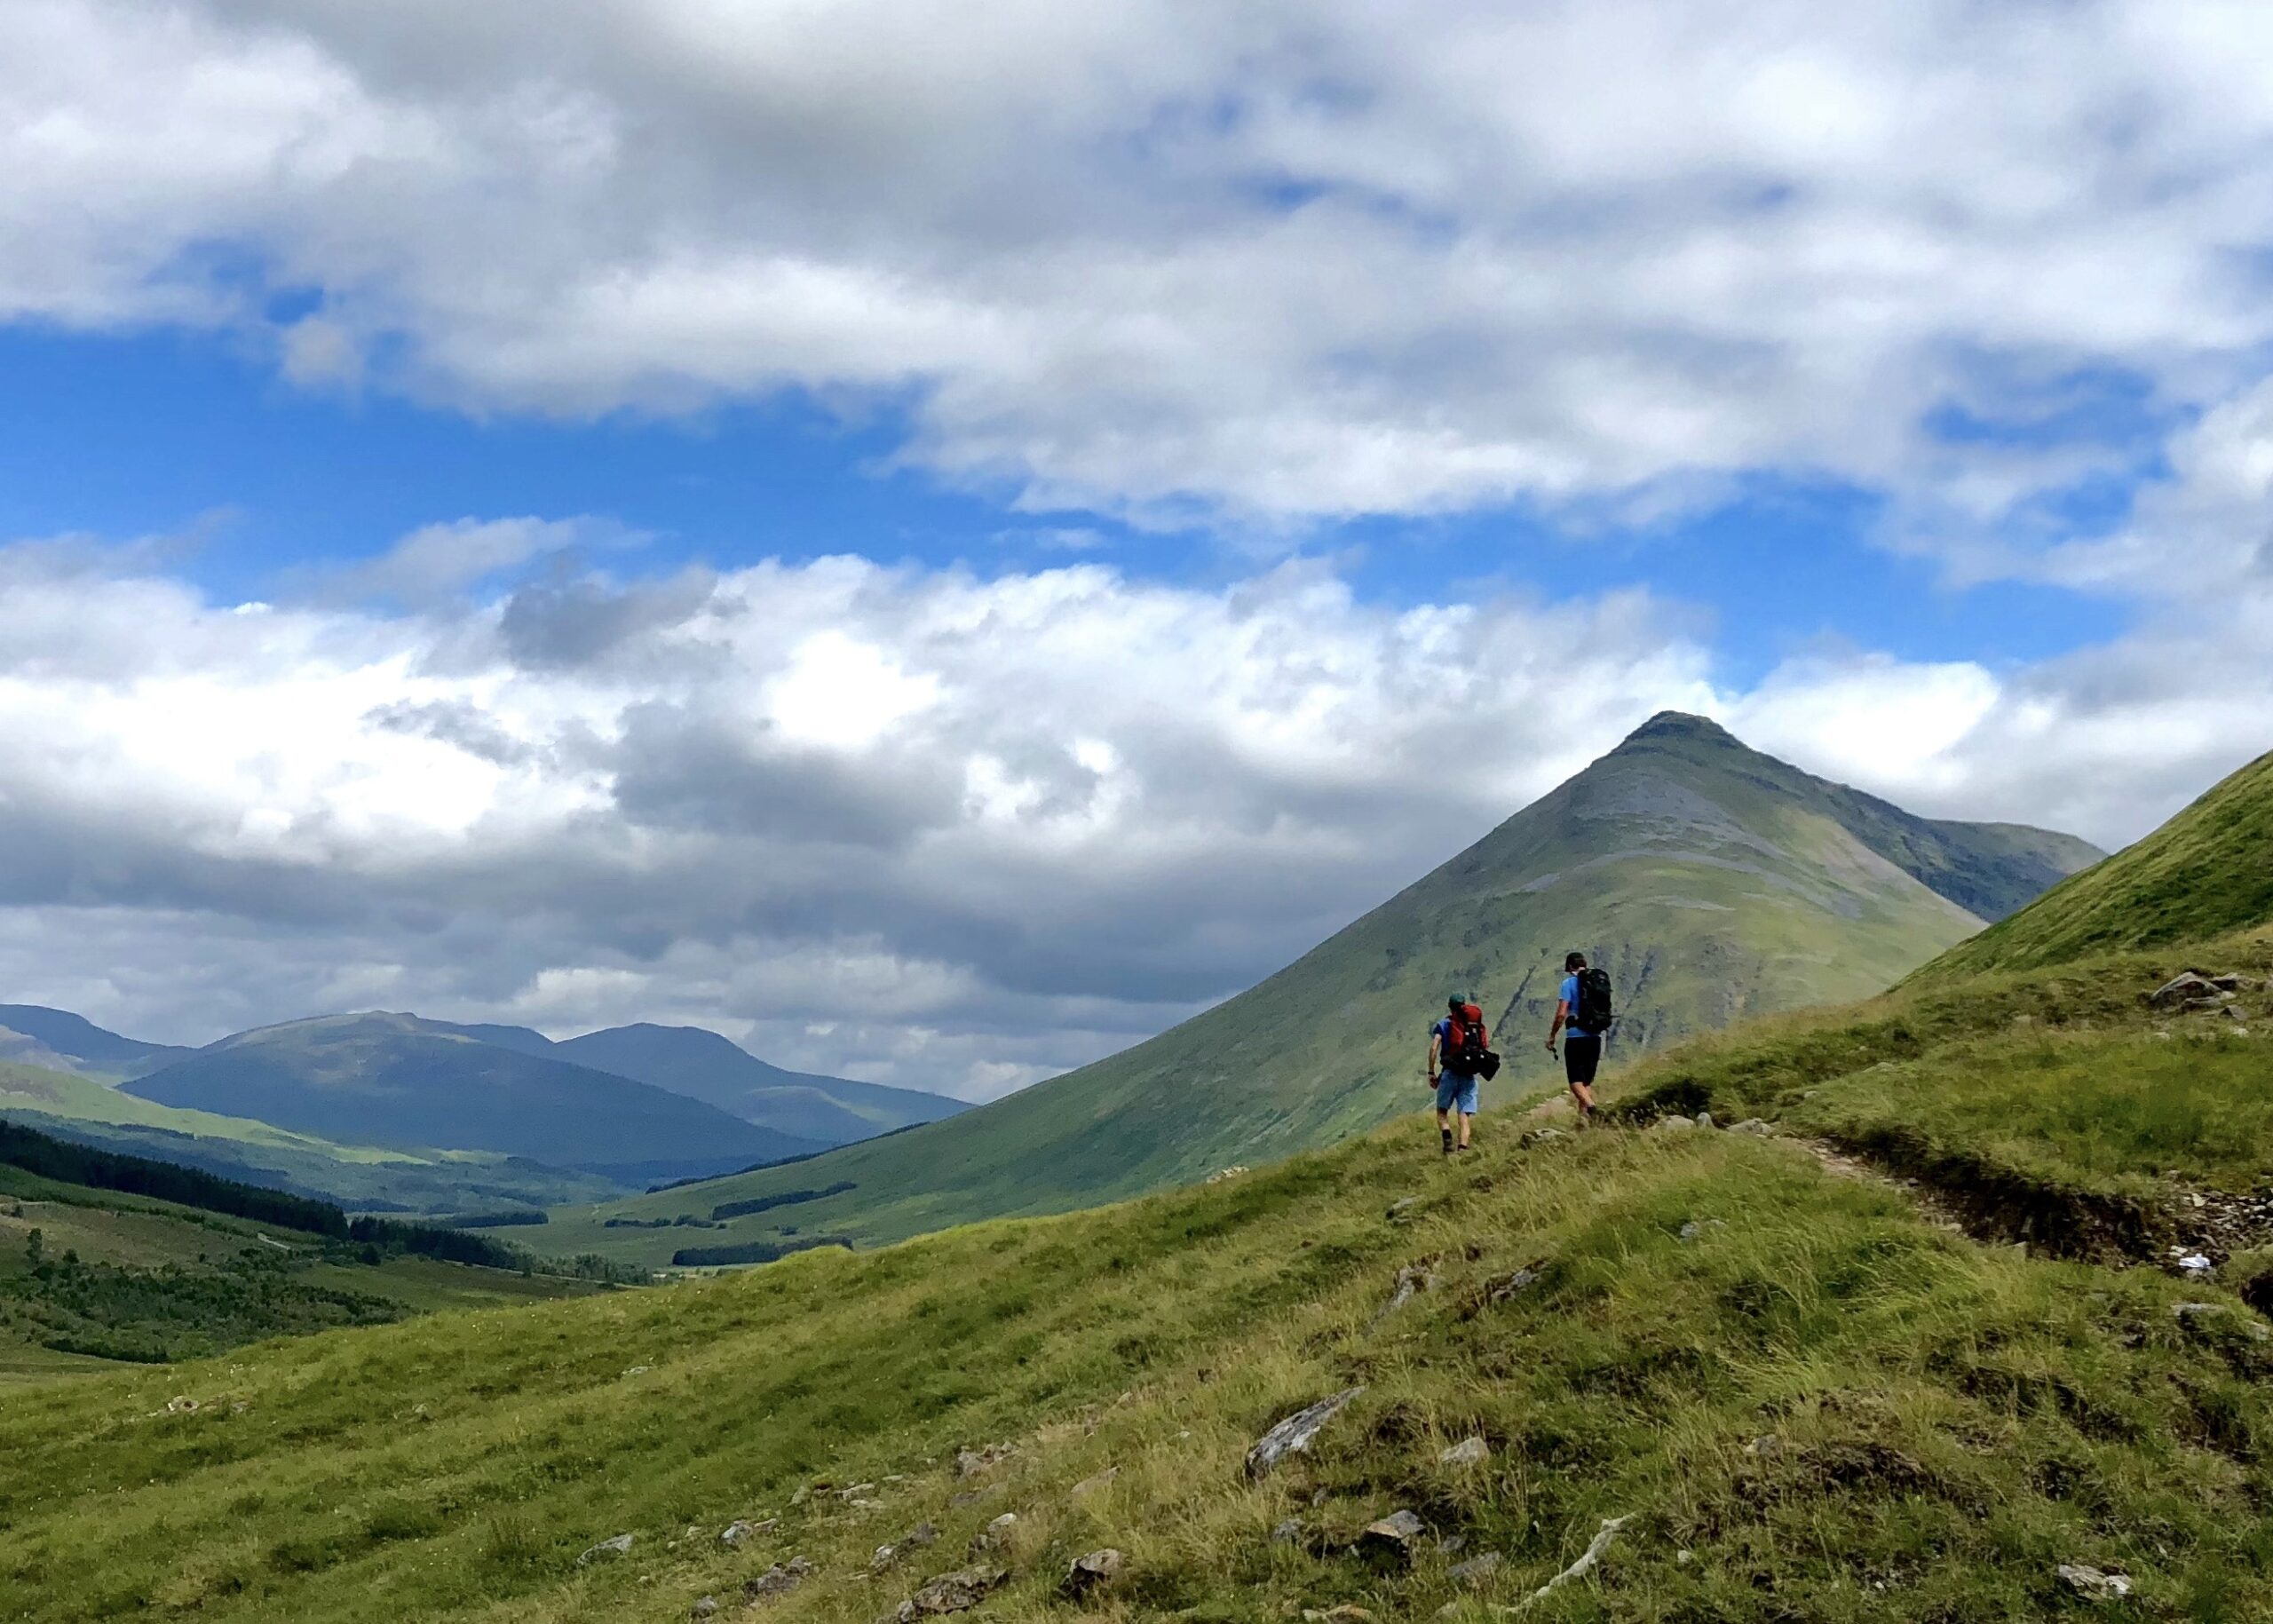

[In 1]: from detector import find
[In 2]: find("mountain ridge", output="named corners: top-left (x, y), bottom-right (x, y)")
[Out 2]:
top-left (552, 1023), bottom-right (969, 1143)
top-left (551, 711), bottom-right (2097, 1256)
top-left (0, 1006), bottom-right (189, 1081)
top-left (122, 1012), bottom-right (826, 1187)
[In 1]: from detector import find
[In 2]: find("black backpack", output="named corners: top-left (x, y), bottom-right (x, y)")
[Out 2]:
top-left (1575, 967), bottom-right (1614, 1034)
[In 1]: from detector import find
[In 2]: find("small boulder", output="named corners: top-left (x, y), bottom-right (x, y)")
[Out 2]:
top-left (1727, 1118), bottom-right (1773, 1136)
top-left (1376, 1259), bottom-right (1437, 1320)
top-left (1517, 1127), bottom-right (1570, 1149)
top-left (2150, 971), bottom-right (2221, 1009)
top-left (1302, 1609), bottom-right (1375, 1623)
top-left (971, 1512), bottom-right (1018, 1552)
top-left (1069, 1466), bottom-right (1119, 1501)
top-left (576, 1533), bottom-right (633, 1565)
top-left (719, 1518), bottom-right (766, 1548)
top-left (690, 1599), bottom-right (718, 1620)
top-left (1063, 1548), bottom-right (1124, 1598)
top-left (1678, 1218), bottom-right (1727, 1243)
top-left (1485, 1267), bottom-right (1540, 1303)
top-left (743, 1557), bottom-right (813, 1600)
top-left (903, 1521), bottom-right (938, 1549)
top-left (1447, 1551), bottom-right (1504, 1588)
top-left (1654, 1114), bottom-right (1697, 1133)
top-left (1270, 1517), bottom-right (1304, 1545)
top-left (1357, 1509), bottom-right (1427, 1567)
top-left (2055, 1563), bottom-right (2132, 1600)
top-left (891, 1565), bottom-right (1006, 1620)
top-left (1245, 1386), bottom-right (1366, 1479)
top-left (1744, 1434), bottom-right (1784, 1459)
top-left (954, 1442), bottom-right (1016, 1478)
top-left (1695, 1111), bottom-right (1715, 1129)
top-left (1439, 1436), bottom-right (1489, 1468)
top-left (1386, 1197), bottom-right (1422, 1222)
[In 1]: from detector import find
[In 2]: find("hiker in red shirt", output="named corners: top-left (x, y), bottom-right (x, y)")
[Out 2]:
top-left (1427, 993), bottom-right (1493, 1155)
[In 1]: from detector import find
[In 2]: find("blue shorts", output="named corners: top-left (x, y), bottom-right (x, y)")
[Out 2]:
top-left (1435, 1073), bottom-right (1479, 1115)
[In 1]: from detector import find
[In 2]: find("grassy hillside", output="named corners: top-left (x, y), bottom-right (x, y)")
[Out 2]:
top-left (126, 1013), bottom-right (825, 1186)
top-left (1, 1059), bottom-right (620, 1215)
top-left (0, 1161), bottom-right (605, 1371)
top-left (2, 927), bottom-right (2270, 1620)
top-left (1918, 745), bottom-right (2273, 981)
top-left (554, 1024), bottom-right (968, 1144)
top-left (566, 713), bottom-right (2095, 1257)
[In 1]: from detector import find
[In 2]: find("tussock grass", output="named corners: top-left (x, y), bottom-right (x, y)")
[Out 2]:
top-left (4, 1097), bottom-right (2271, 1620)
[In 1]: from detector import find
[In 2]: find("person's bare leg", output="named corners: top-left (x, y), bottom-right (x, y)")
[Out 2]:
top-left (1457, 1110), bottom-right (1474, 1150)
top-left (1569, 1081), bottom-right (1596, 1121)
top-left (1436, 1107), bottom-right (1453, 1154)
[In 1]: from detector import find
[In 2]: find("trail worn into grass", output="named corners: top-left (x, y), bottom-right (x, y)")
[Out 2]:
top-left (4, 1104), bottom-right (2273, 1623)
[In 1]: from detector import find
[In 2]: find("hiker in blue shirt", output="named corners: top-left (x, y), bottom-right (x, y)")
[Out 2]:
top-left (1547, 950), bottom-right (1605, 1123)
top-left (1427, 993), bottom-right (1486, 1155)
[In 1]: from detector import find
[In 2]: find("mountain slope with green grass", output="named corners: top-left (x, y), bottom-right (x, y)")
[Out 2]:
top-left (3, 903), bottom-right (2271, 1620)
top-left (1915, 744), bottom-right (2273, 982)
top-left (554, 1024), bottom-right (969, 1143)
top-left (0, 1125), bottom-right (611, 1372)
top-left (561, 714), bottom-right (2095, 1257)
top-left (124, 1013), bottom-right (826, 1187)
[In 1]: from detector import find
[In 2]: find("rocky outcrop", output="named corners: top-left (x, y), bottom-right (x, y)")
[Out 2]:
top-left (1244, 1387), bottom-right (1365, 1478)
top-left (883, 1565), bottom-right (1006, 1620)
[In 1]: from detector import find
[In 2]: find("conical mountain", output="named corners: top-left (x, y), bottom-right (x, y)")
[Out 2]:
top-left (566, 714), bottom-right (2097, 1252)
top-left (1917, 743), bottom-right (2273, 981)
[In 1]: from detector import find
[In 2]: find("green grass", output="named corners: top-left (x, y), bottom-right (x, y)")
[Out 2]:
top-left (0, 1165), bottom-right (602, 1368)
top-left (565, 716), bottom-right (2097, 1260)
top-left (1611, 929), bottom-right (2273, 1208)
top-left (3, 975), bottom-right (2272, 1620)
top-left (1920, 746), bottom-right (2273, 980)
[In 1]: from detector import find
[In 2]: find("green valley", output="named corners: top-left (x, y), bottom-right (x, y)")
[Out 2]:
top-left (0, 723), bottom-right (2265, 1621)
top-left (561, 713), bottom-right (2098, 1259)
top-left (0, 1125), bottom-right (614, 1374)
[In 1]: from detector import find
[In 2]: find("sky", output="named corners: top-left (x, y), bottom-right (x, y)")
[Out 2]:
top-left (3, 1), bottom-right (2272, 1099)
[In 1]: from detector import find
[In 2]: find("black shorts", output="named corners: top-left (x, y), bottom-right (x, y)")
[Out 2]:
top-left (1564, 1033), bottom-right (1603, 1086)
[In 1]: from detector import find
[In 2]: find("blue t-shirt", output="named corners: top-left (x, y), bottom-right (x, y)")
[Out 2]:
top-left (1431, 1017), bottom-right (1469, 1076)
top-left (1560, 973), bottom-right (1592, 1039)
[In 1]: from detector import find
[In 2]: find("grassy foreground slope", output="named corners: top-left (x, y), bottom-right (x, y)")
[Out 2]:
top-left (4, 938), bottom-right (2273, 1621)
top-left (564, 713), bottom-right (2095, 1258)
top-left (1921, 744), bottom-right (2273, 981)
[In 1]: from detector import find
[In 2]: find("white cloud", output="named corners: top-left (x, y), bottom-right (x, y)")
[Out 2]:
top-left (7, 2), bottom-right (2273, 523)
top-left (0, 521), bottom-right (2263, 1098)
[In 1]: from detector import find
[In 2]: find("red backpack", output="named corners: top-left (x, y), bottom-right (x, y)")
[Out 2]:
top-left (1443, 1002), bottom-right (1491, 1074)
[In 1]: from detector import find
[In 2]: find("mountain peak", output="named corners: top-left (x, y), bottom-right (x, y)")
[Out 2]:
top-left (1616, 710), bottom-right (1746, 750)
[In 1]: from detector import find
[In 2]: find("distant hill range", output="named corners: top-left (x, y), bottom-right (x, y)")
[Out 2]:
top-left (585, 712), bottom-right (2101, 1253)
top-left (0, 1000), bottom-right (967, 1212)
top-left (469, 1020), bottom-right (966, 1144)
top-left (0, 1005), bottom-right (187, 1081)
top-left (120, 1013), bottom-right (828, 1188)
